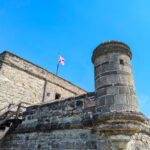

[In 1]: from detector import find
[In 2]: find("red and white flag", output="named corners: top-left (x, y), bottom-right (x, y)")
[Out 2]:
top-left (58, 55), bottom-right (65, 66)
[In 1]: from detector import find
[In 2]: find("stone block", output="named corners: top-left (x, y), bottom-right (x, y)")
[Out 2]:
top-left (119, 86), bottom-right (130, 94)
top-left (110, 104), bottom-right (130, 111)
top-left (107, 86), bottom-right (118, 95)
top-left (126, 95), bottom-right (132, 105)
top-left (96, 96), bottom-right (105, 106)
top-left (114, 94), bottom-right (126, 105)
top-left (76, 141), bottom-right (86, 149)
top-left (98, 105), bottom-right (110, 113)
top-left (85, 100), bottom-right (95, 108)
top-left (80, 133), bottom-right (88, 139)
top-left (96, 88), bottom-right (107, 97)
top-left (105, 95), bottom-right (114, 105)
top-left (130, 87), bottom-right (136, 95)
top-left (86, 141), bottom-right (97, 149)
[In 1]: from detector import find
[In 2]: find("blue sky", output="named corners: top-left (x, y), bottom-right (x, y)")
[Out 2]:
top-left (0, 0), bottom-right (150, 118)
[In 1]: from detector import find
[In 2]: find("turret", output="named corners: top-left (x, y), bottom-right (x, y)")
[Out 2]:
top-left (92, 41), bottom-right (139, 113)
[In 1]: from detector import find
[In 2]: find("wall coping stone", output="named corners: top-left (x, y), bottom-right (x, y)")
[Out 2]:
top-left (25, 92), bottom-right (95, 111)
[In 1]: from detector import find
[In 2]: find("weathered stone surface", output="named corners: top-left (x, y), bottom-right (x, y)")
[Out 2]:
top-left (0, 51), bottom-right (86, 110)
top-left (1, 92), bottom-right (149, 149)
top-left (93, 41), bottom-right (139, 113)
top-left (0, 41), bottom-right (150, 150)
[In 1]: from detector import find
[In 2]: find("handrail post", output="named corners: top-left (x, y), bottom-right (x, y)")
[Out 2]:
top-left (15, 103), bottom-right (21, 119)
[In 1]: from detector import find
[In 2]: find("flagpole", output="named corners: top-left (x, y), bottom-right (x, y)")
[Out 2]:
top-left (56, 53), bottom-right (60, 76)
top-left (56, 62), bottom-right (59, 76)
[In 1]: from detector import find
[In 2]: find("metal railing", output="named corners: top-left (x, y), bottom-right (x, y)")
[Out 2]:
top-left (0, 102), bottom-right (31, 126)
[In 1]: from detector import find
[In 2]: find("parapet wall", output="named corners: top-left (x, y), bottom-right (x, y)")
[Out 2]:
top-left (18, 92), bottom-right (95, 133)
top-left (1, 92), bottom-right (150, 150)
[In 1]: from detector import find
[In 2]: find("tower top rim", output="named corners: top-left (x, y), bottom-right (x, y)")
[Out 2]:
top-left (92, 40), bottom-right (132, 64)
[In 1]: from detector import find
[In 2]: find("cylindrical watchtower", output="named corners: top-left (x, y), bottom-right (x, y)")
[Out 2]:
top-left (92, 41), bottom-right (139, 113)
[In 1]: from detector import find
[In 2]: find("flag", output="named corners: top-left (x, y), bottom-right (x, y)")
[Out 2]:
top-left (58, 55), bottom-right (65, 66)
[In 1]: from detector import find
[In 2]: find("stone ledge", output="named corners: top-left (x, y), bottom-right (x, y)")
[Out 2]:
top-left (93, 111), bottom-right (146, 123)
top-left (93, 111), bottom-right (150, 136)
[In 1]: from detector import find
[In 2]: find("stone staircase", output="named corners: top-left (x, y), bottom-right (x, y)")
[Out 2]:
top-left (0, 102), bottom-right (30, 139)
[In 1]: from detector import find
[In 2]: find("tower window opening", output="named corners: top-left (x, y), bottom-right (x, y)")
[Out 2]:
top-left (120, 59), bottom-right (124, 65)
top-left (55, 93), bottom-right (61, 100)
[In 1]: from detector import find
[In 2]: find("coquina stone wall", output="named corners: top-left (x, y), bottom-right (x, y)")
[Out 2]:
top-left (0, 51), bottom-right (86, 109)
top-left (0, 92), bottom-right (150, 150)
top-left (0, 41), bottom-right (150, 150)
top-left (92, 41), bottom-right (139, 113)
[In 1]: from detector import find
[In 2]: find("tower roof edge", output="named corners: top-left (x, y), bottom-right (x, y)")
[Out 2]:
top-left (92, 40), bottom-right (132, 63)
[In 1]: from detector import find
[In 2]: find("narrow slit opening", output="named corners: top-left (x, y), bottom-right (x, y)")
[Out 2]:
top-left (120, 59), bottom-right (124, 65)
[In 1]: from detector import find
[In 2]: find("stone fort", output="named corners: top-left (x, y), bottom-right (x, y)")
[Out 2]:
top-left (0, 40), bottom-right (150, 150)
